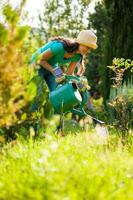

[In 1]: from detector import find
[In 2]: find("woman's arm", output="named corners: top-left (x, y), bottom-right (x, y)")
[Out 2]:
top-left (66, 62), bottom-right (78, 75)
top-left (76, 60), bottom-right (85, 76)
top-left (38, 49), bottom-right (54, 74)
top-left (39, 48), bottom-right (65, 83)
top-left (66, 61), bottom-right (85, 76)
top-left (67, 61), bottom-right (85, 76)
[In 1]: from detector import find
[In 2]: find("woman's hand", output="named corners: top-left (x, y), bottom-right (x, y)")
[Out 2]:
top-left (76, 62), bottom-right (85, 76)
top-left (53, 67), bottom-right (66, 83)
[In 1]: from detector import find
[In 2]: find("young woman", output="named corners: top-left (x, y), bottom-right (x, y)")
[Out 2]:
top-left (30, 30), bottom-right (97, 112)
top-left (31, 30), bottom-right (97, 91)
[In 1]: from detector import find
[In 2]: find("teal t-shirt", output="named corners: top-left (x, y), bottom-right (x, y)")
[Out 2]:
top-left (30, 41), bottom-right (81, 68)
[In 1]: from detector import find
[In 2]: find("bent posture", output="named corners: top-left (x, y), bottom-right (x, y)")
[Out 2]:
top-left (30, 30), bottom-right (97, 112)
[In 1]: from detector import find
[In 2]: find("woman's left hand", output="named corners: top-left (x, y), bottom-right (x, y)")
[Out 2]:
top-left (76, 66), bottom-right (85, 76)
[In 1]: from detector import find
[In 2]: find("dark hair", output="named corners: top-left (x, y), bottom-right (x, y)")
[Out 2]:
top-left (50, 36), bottom-right (79, 53)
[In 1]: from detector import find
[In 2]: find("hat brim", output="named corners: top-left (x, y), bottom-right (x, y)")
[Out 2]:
top-left (75, 39), bottom-right (98, 49)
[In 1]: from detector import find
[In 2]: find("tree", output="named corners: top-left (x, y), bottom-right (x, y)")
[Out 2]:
top-left (86, 2), bottom-right (111, 101)
top-left (88, 0), bottom-right (133, 103)
top-left (38, 0), bottom-right (91, 42)
top-left (0, 1), bottom-right (31, 127)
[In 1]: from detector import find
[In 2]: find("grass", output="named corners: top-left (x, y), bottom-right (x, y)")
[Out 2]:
top-left (0, 125), bottom-right (133, 200)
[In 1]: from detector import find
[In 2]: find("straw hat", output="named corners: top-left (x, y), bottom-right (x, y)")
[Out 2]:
top-left (75, 30), bottom-right (98, 49)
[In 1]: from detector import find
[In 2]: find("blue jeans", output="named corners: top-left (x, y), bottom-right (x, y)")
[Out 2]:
top-left (30, 66), bottom-right (57, 112)
top-left (38, 67), bottom-right (57, 92)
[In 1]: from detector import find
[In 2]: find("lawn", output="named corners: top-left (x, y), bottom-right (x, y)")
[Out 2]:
top-left (0, 125), bottom-right (133, 200)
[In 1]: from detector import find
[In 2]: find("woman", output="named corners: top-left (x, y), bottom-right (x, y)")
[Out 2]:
top-left (30, 30), bottom-right (98, 133)
top-left (31, 30), bottom-right (97, 92)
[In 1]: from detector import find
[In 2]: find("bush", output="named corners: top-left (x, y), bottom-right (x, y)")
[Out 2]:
top-left (107, 58), bottom-right (133, 135)
top-left (0, 2), bottom-right (30, 127)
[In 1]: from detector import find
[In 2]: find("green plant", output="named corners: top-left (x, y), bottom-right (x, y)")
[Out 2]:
top-left (0, 130), bottom-right (133, 200)
top-left (0, 1), bottom-right (30, 127)
top-left (0, 1), bottom-right (54, 141)
top-left (107, 58), bottom-right (133, 134)
top-left (108, 58), bottom-right (133, 87)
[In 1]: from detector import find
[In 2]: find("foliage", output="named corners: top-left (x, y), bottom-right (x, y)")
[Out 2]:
top-left (108, 93), bottom-right (133, 133)
top-left (88, 0), bottom-right (133, 102)
top-left (38, 0), bottom-right (91, 41)
top-left (107, 58), bottom-right (133, 134)
top-left (103, 0), bottom-right (133, 99)
top-left (87, 2), bottom-right (111, 102)
top-left (0, 130), bottom-right (133, 199)
top-left (108, 58), bottom-right (133, 87)
top-left (0, 1), bottom-right (55, 141)
top-left (0, 1), bottom-right (31, 128)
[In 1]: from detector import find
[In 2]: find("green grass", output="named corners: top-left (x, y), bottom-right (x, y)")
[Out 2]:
top-left (0, 127), bottom-right (133, 200)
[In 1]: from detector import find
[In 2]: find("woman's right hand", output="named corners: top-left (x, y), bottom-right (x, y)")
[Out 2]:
top-left (53, 67), bottom-right (66, 83)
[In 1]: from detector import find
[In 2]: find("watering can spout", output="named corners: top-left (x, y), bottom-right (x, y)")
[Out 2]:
top-left (71, 107), bottom-right (104, 125)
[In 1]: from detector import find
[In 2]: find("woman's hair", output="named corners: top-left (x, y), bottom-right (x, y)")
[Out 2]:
top-left (50, 36), bottom-right (79, 53)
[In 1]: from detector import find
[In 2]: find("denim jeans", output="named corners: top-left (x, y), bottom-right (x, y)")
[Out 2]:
top-left (30, 66), bottom-right (57, 112)
top-left (38, 67), bottom-right (57, 92)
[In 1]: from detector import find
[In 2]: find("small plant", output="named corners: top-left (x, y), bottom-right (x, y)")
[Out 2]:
top-left (108, 58), bottom-right (133, 87)
top-left (107, 58), bottom-right (133, 135)
top-left (108, 93), bottom-right (133, 133)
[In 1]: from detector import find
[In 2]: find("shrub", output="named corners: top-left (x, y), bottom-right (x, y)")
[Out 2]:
top-left (0, 1), bottom-right (56, 141)
top-left (0, 1), bottom-right (30, 128)
top-left (107, 58), bottom-right (133, 135)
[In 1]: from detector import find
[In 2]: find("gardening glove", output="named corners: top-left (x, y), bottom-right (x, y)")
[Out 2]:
top-left (53, 67), bottom-right (66, 84)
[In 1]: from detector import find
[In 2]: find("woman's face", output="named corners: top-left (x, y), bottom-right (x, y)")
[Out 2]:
top-left (78, 44), bottom-right (92, 55)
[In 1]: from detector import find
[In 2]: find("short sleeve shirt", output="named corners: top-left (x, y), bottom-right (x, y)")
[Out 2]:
top-left (30, 41), bottom-right (82, 69)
